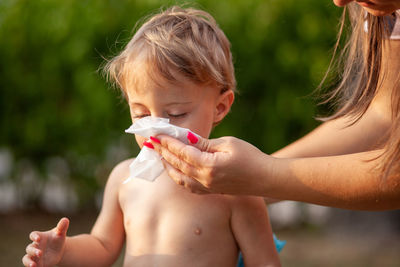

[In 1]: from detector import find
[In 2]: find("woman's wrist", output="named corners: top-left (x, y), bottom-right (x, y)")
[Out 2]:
top-left (253, 152), bottom-right (283, 198)
top-left (256, 154), bottom-right (305, 201)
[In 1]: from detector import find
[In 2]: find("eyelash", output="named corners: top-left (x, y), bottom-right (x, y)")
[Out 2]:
top-left (132, 114), bottom-right (150, 119)
top-left (168, 113), bottom-right (187, 118)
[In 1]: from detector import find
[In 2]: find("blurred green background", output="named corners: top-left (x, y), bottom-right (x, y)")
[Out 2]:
top-left (2, 1), bottom-right (399, 266)
top-left (0, 0), bottom-right (338, 207)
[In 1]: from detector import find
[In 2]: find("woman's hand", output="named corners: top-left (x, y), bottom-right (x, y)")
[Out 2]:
top-left (151, 134), bottom-right (274, 195)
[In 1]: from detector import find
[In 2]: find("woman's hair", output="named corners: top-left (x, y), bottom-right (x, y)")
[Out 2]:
top-left (320, 3), bottom-right (400, 180)
top-left (104, 6), bottom-right (236, 95)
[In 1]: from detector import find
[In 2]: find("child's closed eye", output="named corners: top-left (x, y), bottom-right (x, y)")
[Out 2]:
top-left (168, 113), bottom-right (187, 118)
top-left (132, 113), bottom-right (150, 119)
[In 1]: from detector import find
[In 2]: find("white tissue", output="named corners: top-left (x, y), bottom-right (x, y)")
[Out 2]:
top-left (124, 116), bottom-right (199, 183)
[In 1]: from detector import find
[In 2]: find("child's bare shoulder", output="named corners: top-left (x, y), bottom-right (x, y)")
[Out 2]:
top-left (106, 158), bottom-right (135, 186)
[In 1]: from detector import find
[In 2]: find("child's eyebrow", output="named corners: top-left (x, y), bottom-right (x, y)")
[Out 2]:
top-left (165, 101), bottom-right (193, 106)
top-left (128, 101), bottom-right (193, 107)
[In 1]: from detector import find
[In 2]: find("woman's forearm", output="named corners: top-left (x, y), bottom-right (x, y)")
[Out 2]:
top-left (264, 149), bottom-right (400, 210)
top-left (153, 135), bottom-right (399, 210)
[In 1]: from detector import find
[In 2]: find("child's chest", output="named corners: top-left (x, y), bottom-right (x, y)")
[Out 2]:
top-left (118, 172), bottom-right (234, 251)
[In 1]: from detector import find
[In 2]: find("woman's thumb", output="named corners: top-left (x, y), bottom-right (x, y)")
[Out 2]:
top-left (55, 217), bottom-right (70, 236)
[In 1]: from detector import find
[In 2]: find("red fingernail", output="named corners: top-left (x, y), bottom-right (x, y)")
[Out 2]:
top-left (143, 141), bottom-right (154, 149)
top-left (187, 131), bottom-right (198, 144)
top-left (150, 136), bottom-right (161, 144)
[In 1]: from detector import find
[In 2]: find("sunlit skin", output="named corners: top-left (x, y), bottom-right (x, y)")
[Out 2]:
top-left (148, 0), bottom-right (400, 210)
top-left (22, 62), bottom-right (281, 267)
top-left (333, 0), bottom-right (400, 16)
top-left (127, 62), bottom-right (225, 147)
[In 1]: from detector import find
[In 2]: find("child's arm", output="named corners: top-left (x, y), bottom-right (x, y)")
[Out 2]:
top-left (22, 160), bottom-right (130, 267)
top-left (59, 160), bottom-right (127, 267)
top-left (230, 196), bottom-right (281, 267)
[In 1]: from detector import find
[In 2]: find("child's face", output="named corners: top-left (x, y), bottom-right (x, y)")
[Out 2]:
top-left (126, 64), bottom-right (233, 149)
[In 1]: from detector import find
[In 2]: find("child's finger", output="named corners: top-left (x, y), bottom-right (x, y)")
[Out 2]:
top-left (22, 254), bottom-right (37, 267)
top-left (29, 231), bottom-right (40, 242)
top-left (26, 243), bottom-right (42, 258)
top-left (55, 217), bottom-right (70, 236)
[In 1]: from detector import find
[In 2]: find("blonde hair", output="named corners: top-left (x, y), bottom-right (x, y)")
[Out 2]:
top-left (104, 6), bottom-right (235, 96)
top-left (320, 3), bottom-right (400, 179)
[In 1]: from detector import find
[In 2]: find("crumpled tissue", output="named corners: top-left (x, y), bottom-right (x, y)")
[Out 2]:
top-left (123, 116), bottom-right (199, 183)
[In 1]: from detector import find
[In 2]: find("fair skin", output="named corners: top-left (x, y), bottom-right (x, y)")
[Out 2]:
top-left (149, 0), bottom-right (400, 211)
top-left (22, 62), bottom-right (281, 267)
top-left (333, 0), bottom-right (400, 16)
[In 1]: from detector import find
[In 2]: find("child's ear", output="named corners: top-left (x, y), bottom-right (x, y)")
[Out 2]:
top-left (213, 89), bottom-right (235, 125)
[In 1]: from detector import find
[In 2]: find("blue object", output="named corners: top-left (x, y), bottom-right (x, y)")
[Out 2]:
top-left (272, 233), bottom-right (286, 253)
top-left (236, 234), bottom-right (286, 267)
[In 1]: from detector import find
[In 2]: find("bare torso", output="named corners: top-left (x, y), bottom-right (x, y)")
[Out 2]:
top-left (118, 163), bottom-right (239, 267)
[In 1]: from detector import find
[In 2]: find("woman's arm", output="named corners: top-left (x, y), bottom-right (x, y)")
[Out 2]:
top-left (230, 196), bottom-right (281, 267)
top-left (274, 101), bottom-right (391, 158)
top-left (151, 135), bottom-right (400, 210)
top-left (266, 103), bottom-right (391, 203)
top-left (266, 149), bottom-right (400, 210)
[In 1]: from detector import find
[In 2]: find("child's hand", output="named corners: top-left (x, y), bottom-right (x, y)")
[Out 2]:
top-left (22, 217), bottom-right (69, 267)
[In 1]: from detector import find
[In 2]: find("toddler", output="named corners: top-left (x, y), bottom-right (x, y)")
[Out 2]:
top-left (22, 6), bottom-right (281, 267)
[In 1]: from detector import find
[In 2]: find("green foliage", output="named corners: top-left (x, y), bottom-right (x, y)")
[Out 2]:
top-left (0, 0), bottom-right (341, 206)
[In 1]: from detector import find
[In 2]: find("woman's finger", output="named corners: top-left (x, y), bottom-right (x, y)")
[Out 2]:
top-left (186, 131), bottom-right (215, 152)
top-left (155, 135), bottom-right (210, 167)
top-left (152, 135), bottom-right (232, 188)
top-left (162, 159), bottom-right (211, 194)
top-left (154, 136), bottom-right (203, 177)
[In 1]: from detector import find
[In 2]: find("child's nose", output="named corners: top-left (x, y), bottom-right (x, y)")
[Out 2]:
top-left (150, 112), bottom-right (168, 119)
